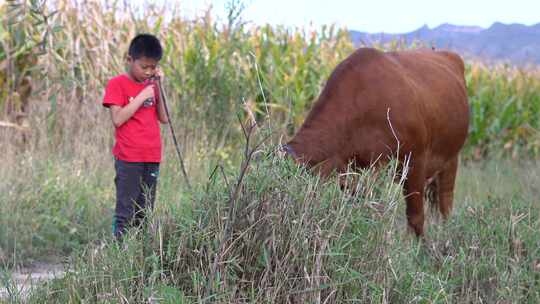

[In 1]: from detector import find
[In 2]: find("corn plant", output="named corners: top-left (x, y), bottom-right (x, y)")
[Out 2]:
top-left (0, 0), bottom-right (52, 130)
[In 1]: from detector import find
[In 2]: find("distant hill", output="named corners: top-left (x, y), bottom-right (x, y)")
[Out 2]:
top-left (349, 22), bottom-right (540, 66)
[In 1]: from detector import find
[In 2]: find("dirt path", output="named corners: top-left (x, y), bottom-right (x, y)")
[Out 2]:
top-left (0, 262), bottom-right (65, 300)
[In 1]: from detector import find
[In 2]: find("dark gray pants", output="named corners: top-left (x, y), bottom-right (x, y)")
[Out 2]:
top-left (113, 159), bottom-right (160, 239)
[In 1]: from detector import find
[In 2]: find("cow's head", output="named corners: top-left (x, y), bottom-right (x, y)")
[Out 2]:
top-left (278, 144), bottom-right (296, 159)
top-left (279, 143), bottom-right (307, 165)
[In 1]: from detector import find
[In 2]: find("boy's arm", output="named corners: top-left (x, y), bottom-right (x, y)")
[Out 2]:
top-left (110, 85), bottom-right (155, 127)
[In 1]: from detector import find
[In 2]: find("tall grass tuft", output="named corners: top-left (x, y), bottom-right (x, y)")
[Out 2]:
top-left (23, 139), bottom-right (406, 302)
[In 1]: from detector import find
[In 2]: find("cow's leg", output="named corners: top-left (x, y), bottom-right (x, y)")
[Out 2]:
top-left (437, 156), bottom-right (459, 219)
top-left (403, 156), bottom-right (427, 236)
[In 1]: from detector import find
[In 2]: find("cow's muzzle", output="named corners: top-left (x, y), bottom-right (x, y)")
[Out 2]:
top-left (278, 144), bottom-right (297, 159)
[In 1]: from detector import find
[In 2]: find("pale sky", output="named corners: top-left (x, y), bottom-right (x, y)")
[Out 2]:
top-left (181, 0), bottom-right (540, 33)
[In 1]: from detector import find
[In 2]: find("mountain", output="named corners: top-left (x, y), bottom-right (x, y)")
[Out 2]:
top-left (349, 22), bottom-right (540, 66)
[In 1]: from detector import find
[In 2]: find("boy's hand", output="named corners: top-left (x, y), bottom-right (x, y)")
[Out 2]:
top-left (155, 68), bottom-right (164, 80)
top-left (137, 85), bottom-right (155, 102)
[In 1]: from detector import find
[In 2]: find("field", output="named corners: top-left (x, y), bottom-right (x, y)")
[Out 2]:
top-left (1, 1), bottom-right (540, 303)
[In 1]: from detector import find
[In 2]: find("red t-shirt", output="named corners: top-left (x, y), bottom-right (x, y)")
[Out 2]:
top-left (102, 74), bottom-right (162, 162)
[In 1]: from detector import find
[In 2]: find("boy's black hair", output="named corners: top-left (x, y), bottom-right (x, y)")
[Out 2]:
top-left (128, 33), bottom-right (163, 60)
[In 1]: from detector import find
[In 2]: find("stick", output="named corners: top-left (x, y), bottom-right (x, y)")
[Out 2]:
top-left (156, 77), bottom-right (192, 192)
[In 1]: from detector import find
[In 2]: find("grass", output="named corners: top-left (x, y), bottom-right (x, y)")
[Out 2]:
top-left (0, 152), bottom-right (112, 266)
top-left (0, 138), bottom-right (207, 267)
top-left (3, 119), bottom-right (540, 303)
top-left (2, 147), bottom-right (536, 303)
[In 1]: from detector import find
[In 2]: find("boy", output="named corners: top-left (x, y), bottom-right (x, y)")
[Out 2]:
top-left (102, 33), bottom-right (168, 239)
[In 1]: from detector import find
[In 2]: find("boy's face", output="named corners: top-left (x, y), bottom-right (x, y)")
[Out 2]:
top-left (127, 55), bottom-right (159, 83)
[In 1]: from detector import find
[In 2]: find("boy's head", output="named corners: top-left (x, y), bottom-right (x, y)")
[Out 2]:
top-left (126, 34), bottom-right (163, 82)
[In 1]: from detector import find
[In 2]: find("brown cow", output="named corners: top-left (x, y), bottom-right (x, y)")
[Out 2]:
top-left (282, 47), bottom-right (470, 236)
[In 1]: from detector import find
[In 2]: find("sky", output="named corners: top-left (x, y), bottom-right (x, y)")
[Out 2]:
top-left (182, 0), bottom-right (540, 33)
